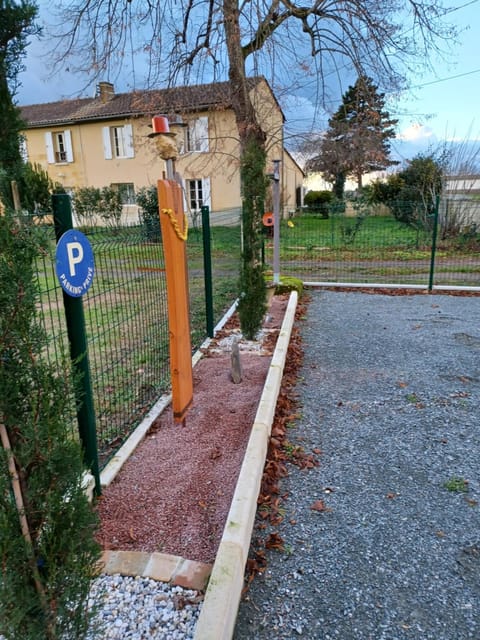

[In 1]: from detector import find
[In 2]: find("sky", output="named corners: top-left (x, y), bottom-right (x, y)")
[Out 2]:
top-left (15, 0), bottom-right (480, 165)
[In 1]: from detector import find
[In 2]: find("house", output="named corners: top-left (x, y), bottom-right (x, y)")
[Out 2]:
top-left (20, 78), bottom-right (304, 225)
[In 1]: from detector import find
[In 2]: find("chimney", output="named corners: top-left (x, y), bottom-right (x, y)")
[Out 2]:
top-left (97, 81), bottom-right (114, 103)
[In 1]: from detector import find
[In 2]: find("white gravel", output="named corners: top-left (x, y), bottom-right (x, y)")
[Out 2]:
top-left (235, 290), bottom-right (480, 640)
top-left (86, 574), bottom-right (202, 639)
top-left (1, 574), bottom-right (202, 640)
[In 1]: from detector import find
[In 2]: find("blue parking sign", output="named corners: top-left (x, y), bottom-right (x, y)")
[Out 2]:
top-left (56, 230), bottom-right (95, 297)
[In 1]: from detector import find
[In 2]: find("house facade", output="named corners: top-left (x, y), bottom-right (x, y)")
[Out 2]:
top-left (20, 78), bottom-right (304, 224)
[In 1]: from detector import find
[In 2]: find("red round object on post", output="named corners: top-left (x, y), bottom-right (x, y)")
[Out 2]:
top-left (151, 116), bottom-right (170, 134)
top-left (263, 212), bottom-right (274, 227)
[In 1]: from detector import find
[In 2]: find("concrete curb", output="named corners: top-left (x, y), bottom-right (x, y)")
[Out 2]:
top-left (193, 290), bottom-right (298, 640)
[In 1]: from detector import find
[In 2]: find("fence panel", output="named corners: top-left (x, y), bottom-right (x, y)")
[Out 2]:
top-left (33, 208), bottom-right (241, 468)
top-left (76, 225), bottom-right (169, 466)
top-left (188, 208), bottom-right (241, 347)
top-left (271, 203), bottom-right (480, 289)
top-left (433, 198), bottom-right (480, 288)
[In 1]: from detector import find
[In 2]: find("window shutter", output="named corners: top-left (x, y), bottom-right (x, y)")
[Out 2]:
top-left (196, 117), bottom-right (209, 152)
top-left (202, 176), bottom-right (211, 208)
top-left (124, 124), bottom-right (134, 158)
top-left (64, 129), bottom-right (74, 162)
top-left (102, 126), bottom-right (112, 159)
top-left (19, 137), bottom-right (28, 162)
top-left (45, 132), bottom-right (55, 164)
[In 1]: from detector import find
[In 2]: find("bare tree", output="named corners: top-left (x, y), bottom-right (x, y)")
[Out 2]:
top-left (47, 0), bottom-right (456, 334)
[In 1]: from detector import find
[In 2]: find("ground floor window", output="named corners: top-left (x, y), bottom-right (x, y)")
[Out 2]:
top-left (186, 177), bottom-right (211, 212)
top-left (111, 183), bottom-right (136, 205)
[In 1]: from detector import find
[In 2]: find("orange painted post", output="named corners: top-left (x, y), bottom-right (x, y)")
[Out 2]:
top-left (158, 179), bottom-right (193, 423)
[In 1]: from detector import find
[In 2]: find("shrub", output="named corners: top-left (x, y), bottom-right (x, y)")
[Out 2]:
top-left (0, 211), bottom-right (101, 639)
top-left (136, 185), bottom-right (161, 242)
top-left (304, 190), bottom-right (333, 218)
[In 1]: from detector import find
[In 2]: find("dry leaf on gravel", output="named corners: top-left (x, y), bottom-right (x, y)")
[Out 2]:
top-left (310, 499), bottom-right (327, 512)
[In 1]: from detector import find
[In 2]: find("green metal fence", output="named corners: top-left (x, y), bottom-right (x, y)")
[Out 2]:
top-left (32, 205), bottom-right (242, 469)
top-left (267, 201), bottom-right (480, 289)
top-left (82, 225), bottom-right (170, 466)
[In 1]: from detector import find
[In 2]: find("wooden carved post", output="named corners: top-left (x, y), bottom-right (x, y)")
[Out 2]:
top-left (158, 179), bottom-right (193, 424)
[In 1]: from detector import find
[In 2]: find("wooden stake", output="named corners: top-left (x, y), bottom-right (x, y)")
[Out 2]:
top-left (0, 422), bottom-right (52, 631)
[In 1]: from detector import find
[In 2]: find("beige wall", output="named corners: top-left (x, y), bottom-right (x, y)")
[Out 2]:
top-left (23, 118), bottom-right (164, 192)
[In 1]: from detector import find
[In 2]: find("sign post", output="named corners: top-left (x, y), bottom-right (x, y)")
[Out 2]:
top-left (53, 194), bottom-right (101, 494)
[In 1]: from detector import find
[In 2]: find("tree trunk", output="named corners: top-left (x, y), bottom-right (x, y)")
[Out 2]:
top-left (223, 0), bottom-right (267, 338)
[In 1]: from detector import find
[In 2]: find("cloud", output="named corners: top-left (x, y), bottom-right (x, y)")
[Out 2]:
top-left (396, 123), bottom-right (435, 142)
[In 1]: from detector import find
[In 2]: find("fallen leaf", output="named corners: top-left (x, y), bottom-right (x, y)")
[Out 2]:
top-left (209, 446), bottom-right (221, 460)
top-left (397, 381), bottom-right (408, 388)
top-left (128, 527), bottom-right (137, 541)
top-left (310, 500), bottom-right (327, 512)
top-left (436, 530), bottom-right (446, 538)
top-left (386, 493), bottom-right (398, 499)
top-left (465, 497), bottom-right (478, 507)
top-left (198, 500), bottom-right (207, 509)
top-left (265, 533), bottom-right (285, 550)
top-left (312, 447), bottom-right (322, 454)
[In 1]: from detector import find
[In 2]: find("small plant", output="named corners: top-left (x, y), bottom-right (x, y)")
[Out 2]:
top-left (406, 393), bottom-right (420, 404)
top-left (443, 477), bottom-right (469, 493)
top-left (269, 275), bottom-right (303, 296)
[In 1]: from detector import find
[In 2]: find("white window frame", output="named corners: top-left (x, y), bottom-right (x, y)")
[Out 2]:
top-left (111, 182), bottom-right (136, 205)
top-left (103, 124), bottom-right (134, 159)
top-left (45, 130), bottom-right (73, 164)
top-left (185, 117), bottom-right (209, 153)
top-left (187, 177), bottom-right (211, 213)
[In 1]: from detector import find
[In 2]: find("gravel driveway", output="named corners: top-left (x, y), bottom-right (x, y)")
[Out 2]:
top-left (234, 289), bottom-right (480, 640)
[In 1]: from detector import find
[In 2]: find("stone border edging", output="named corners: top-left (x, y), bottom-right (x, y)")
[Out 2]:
top-left (100, 550), bottom-right (212, 592)
top-left (193, 290), bottom-right (299, 640)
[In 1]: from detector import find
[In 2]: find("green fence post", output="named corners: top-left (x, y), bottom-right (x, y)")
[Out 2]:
top-left (201, 205), bottom-right (214, 338)
top-left (428, 196), bottom-right (440, 292)
top-left (52, 194), bottom-right (101, 496)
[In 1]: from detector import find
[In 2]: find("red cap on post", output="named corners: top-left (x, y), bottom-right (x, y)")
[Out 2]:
top-left (151, 115), bottom-right (170, 134)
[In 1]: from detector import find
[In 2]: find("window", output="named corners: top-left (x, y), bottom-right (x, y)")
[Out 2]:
top-left (102, 124), bottom-right (134, 159)
top-left (187, 177), bottom-right (211, 212)
top-left (45, 130), bottom-right (74, 164)
top-left (184, 117), bottom-right (209, 153)
top-left (19, 136), bottom-right (28, 162)
top-left (111, 183), bottom-right (136, 205)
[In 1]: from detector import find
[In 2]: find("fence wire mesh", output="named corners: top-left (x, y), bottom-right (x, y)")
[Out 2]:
top-left (80, 225), bottom-right (169, 465)
top-left (188, 207), bottom-right (241, 347)
top-left (32, 209), bottom-right (241, 468)
top-left (267, 204), bottom-right (480, 288)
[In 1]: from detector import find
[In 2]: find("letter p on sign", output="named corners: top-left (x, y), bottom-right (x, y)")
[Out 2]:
top-left (66, 242), bottom-right (84, 276)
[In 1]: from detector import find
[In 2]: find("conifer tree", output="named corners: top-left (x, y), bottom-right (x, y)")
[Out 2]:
top-left (0, 210), bottom-right (101, 640)
top-left (309, 76), bottom-right (398, 195)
